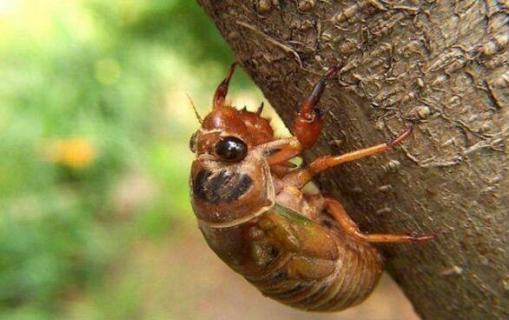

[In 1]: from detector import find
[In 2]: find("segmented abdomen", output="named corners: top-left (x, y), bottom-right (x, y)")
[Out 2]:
top-left (245, 234), bottom-right (383, 311)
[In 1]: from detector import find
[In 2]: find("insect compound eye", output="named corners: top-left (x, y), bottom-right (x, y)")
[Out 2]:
top-left (189, 131), bottom-right (198, 153)
top-left (215, 136), bottom-right (248, 162)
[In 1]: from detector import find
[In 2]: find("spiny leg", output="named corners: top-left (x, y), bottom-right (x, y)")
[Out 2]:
top-left (283, 127), bottom-right (412, 188)
top-left (293, 65), bottom-right (340, 151)
top-left (213, 62), bottom-right (237, 109)
top-left (323, 198), bottom-right (432, 243)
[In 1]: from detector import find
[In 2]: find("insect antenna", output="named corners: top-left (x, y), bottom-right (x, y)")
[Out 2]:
top-left (186, 94), bottom-right (203, 124)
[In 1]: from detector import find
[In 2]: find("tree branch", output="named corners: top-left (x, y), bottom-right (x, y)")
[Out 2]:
top-left (197, 1), bottom-right (509, 319)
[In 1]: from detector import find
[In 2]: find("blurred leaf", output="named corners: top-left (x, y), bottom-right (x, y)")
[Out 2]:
top-left (0, 1), bottom-right (263, 318)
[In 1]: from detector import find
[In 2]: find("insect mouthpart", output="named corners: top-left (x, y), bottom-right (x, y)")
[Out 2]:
top-left (189, 131), bottom-right (199, 153)
top-left (193, 169), bottom-right (253, 204)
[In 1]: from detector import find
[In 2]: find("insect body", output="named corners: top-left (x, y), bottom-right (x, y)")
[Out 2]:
top-left (189, 63), bottom-right (431, 312)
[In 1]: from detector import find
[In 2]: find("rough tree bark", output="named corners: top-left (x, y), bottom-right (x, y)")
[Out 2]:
top-left (196, 1), bottom-right (509, 319)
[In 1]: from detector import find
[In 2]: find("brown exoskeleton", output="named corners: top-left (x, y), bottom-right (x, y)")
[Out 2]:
top-left (189, 63), bottom-right (432, 312)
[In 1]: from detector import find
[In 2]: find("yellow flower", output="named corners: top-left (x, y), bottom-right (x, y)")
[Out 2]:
top-left (46, 138), bottom-right (97, 169)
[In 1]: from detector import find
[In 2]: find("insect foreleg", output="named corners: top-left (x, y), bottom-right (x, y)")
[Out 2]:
top-left (324, 198), bottom-right (432, 243)
top-left (213, 62), bottom-right (237, 109)
top-left (293, 66), bottom-right (339, 150)
top-left (266, 67), bottom-right (341, 166)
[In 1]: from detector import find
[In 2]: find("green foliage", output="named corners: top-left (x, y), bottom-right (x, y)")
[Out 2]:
top-left (0, 1), bottom-right (259, 318)
top-left (89, 0), bottom-right (233, 64)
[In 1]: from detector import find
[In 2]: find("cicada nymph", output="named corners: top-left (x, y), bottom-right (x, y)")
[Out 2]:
top-left (189, 63), bottom-right (431, 312)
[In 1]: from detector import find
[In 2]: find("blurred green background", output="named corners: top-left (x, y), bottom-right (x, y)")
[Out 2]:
top-left (0, 1), bottom-right (418, 319)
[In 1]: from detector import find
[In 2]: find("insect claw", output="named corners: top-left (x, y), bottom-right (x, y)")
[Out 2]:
top-left (408, 231), bottom-right (434, 242)
top-left (388, 125), bottom-right (413, 148)
top-left (324, 65), bottom-right (340, 80)
top-left (324, 61), bottom-right (345, 80)
top-left (213, 62), bottom-right (238, 108)
top-left (227, 62), bottom-right (238, 78)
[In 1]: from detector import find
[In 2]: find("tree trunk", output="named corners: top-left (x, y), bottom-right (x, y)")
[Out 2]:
top-left (196, 1), bottom-right (509, 319)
